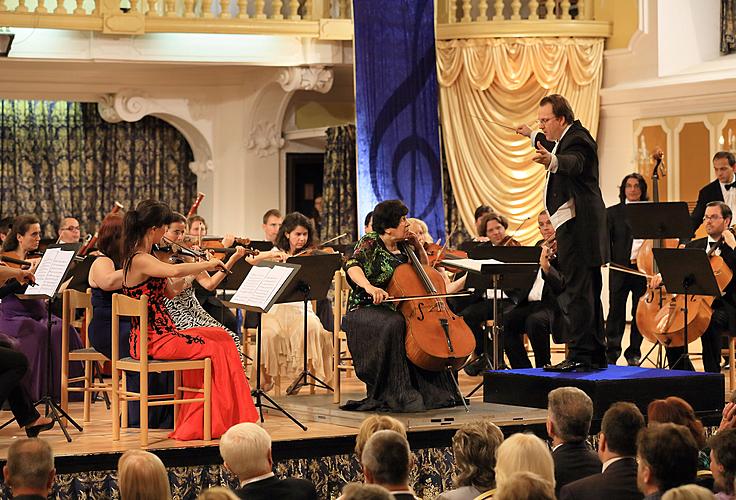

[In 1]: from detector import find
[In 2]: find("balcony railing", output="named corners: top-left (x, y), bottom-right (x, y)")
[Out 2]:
top-left (0, 0), bottom-right (608, 39)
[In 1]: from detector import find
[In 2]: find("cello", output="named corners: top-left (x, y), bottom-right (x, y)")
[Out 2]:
top-left (387, 241), bottom-right (476, 371)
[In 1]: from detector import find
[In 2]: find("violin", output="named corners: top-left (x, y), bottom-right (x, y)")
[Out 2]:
top-left (159, 236), bottom-right (252, 274)
top-left (0, 253), bottom-right (33, 269)
top-left (185, 234), bottom-right (253, 250)
top-left (292, 233), bottom-right (347, 257)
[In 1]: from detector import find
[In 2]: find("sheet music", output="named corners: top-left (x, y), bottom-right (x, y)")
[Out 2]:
top-left (440, 258), bottom-right (503, 272)
top-left (230, 265), bottom-right (295, 311)
top-left (24, 247), bottom-right (76, 297)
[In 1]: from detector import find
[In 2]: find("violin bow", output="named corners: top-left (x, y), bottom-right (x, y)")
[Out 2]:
top-left (293, 233), bottom-right (347, 257)
top-left (383, 291), bottom-right (472, 303)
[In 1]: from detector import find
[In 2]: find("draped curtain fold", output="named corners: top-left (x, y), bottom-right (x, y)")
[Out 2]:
top-left (437, 37), bottom-right (604, 244)
top-left (0, 101), bottom-right (197, 237)
top-left (322, 124), bottom-right (357, 241)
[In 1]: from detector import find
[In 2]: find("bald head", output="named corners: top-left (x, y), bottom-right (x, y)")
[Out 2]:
top-left (4, 438), bottom-right (55, 495)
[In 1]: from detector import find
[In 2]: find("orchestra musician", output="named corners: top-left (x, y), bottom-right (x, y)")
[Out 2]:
top-left (649, 201), bottom-right (736, 373)
top-left (502, 211), bottom-right (560, 369)
top-left (342, 200), bottom-right (460, 412)
top-left (473, 205), bottom-right (493, 241)
top-left (364, 211), bottom-right (373, 234)
top-left (690, 152), bottom-right (736, 235)
top-left (120, 200), bottom-right (257, 439)
top-left (259, 212), bottom-right (333, 392)
top-left (605, 173), bottom-right (649, 366)
top-left (57, 216), bottom-right (81, 244)
top-left (477, 213), bottom-right (521, 247)
top-left (407, 218), bottom-right (434, 245)
top-left (516, 94), bottom-right (609, 372)
top-left (0, 216), bottom-right (13, 243)
top-left (262, 209), bottom-right (283, 246)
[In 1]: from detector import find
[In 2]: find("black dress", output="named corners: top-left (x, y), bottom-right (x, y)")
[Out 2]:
top-left (341, 233), bottom-right (458, 412)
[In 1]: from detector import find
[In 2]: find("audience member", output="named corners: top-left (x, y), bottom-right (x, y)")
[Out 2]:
top-left (560, 402), bottom-right (645, 500)
top-left (341, 483), bottom-right (392, 500)
top-left (361, 430), bottom-right (417, 500)
top-left (661, 484), bottom-right (716, 500)
top-left (494, 471), bottom-right (556, 500)
top-left (219, 422), bottom-right (317, 500)
top-left (354, 415), bottom-right (407, 459)
top-left (118, 449), bottom-right (172, 500)
top-left (438, 420), bottom-right (504, 500)
top-left (637, 423), bottom-right (699, 499)
top-left (547, 387), bottom-right (601, 494)
top-left (197, 487), bottom-right (240, 500)
top-left (495, 433), bottom-right (555, 491)
top-left (3, 438), bottom-right (55, 500)
top-left (709, 429), bottom-right (736, 499)
top-left (648, 397), bottom-right (709, 469)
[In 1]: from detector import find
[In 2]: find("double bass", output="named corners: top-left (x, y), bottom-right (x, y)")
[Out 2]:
top-left (387, 241), bottom-right (475, 371)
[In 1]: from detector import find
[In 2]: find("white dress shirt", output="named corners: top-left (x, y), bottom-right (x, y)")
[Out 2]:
top-left (532, 126), bottom-right (575, 230)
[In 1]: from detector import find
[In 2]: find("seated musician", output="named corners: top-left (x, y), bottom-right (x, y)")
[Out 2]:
top-left (649, 201), bottom-right (735, 373)
top-left (342, 199), bottom-right (460, 412)
top-left (0, 215), bottom-right (84, 401)
top-left (57, 216), bottom-right (81, 244)
top-left (364, 211), bottom-right (373, 234)
top-left (502, 211), bottom-right (560, 368)
top-left (262, 208), bottom-right (283, 246)
top-left (161, 212), bottom-right (248, 362)
top-left (477, 212), bottom-right (520, 247)
top-left (473, 205), bottom-right (493, 242)
top-left (259, 212), bottom-right (333, 392)
top-left (407, 218), bottom-right (434, 245)
top-left (0, 216), bottom-right (13, 243)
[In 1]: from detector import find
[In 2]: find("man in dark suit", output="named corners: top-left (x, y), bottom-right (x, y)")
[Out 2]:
top-left (559, 402), bottom-right (645, 500)
top-left (605, 173), bottom-right (649, 366)
top-left (503, 211), bottom-right (560, 368)
top-left (361, 430), bottom-right (419, 500)
top-left (3, 438), bottom-right (56, 500)
top-left (649, 201), bottom-right (736, 372)
top-left (636, 423), bottom-right (698, 499)
top-left (219, 423), bottom-right (318, 500)
top-left (690, 151), bottom-right (736, 235)
top-left (517, 94), bottom-right (609, 371)
top-left (547, 387), bottom-right (601, 496)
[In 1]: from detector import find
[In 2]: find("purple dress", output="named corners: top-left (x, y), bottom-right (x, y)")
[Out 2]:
top-left (0, 295), bottom-right (83, 401)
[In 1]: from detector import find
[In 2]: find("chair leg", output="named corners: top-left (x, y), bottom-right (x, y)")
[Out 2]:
top-left (204, 359), bottom-right (212, 441)
top-left (140, 370), bottom-right (149, 448)
top-left (112, 365), bottom-right (120, 441)
top-left (121, 373), bottom-right (128, 429)
top-left (83, 360), bottom-right (92, 423)
top-left (173, 370), bottom-right (181, 427)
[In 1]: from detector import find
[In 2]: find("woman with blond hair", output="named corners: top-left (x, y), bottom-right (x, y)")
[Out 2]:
top-left (661, 484), bottom-right (715, 500)
top-left (438, 420), bottom-right (504, 500)
top-left (494, 433), bottom-right (555, 492)
top-left (196, 487), bottom-right (240, 500)
top-left (355, 415), bottom-right (407, 458)
top-left (117, 449), bottom-right (172, 500)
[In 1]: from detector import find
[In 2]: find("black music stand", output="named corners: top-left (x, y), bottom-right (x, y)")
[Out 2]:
top-left (626, 202), bottom-right (692, 368)
top-left (653, 247), bottom-right (721, 369)
top-left (224, 261), bottom-right (307, 430)
top-left (1, 245), bottom-right (83, 442)
top-left (282, 253), bottom-right (343, 396)
top-left (248, 240), bottom-right (277, 252)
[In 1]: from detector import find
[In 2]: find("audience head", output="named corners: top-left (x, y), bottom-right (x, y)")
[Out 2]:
top-left (275, 212), bottom-right (314, 254)
top-left (661, 484), bottom-right (716, 500)
top-left (495, 433), bottom-right (555, 490)
top-left (117, 449), bottom-right (172, 500)
top-left (3, 438), bottom-right (55, 497)
top-left (371, 200), bottom-right (409, 236)
top-left (361, 430), bottom-right (412, 490)
top-left (619, 173), bottom-right (649, 203)
top-left (636, 423), bottom-right (699, 495)
top-left (355, 415), bottom-right (406, 459)
top-left (451, 420), bottom-right (504, 490)
top-left (96, 213), bottom-right (124, 266)
top-left (196, 487), bottom-right (240, 500)
top-left (494, 471), bottom-right (555, 500)
top-left (364, 211), bottom-right (374, 233)
top-left (58, 216), bottom-right (81, 243)
top-left (341, 483), bottom-right (392, 500)
top-left (262, 209), bottom-right (283, 244)
top-left (547, 387), bottom-right (593, 444)
top-left (709, 428), bottom-right (736, 495)
top-left (2, 214), bottom-right (41, 253)
top-left (219, 423), bottom-right (272, 482)
top-left (599, 402), bottom-right (645, 460)
top-left (121, 200), bottom-right (174, 272)
top-left (713, 151), bottom-right (736, 184)
top-left (648, 396), bottom-right (706, 449)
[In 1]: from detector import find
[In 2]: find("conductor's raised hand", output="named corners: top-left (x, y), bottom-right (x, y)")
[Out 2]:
top-left (533, 141), bottom-right (552, 168)
top-left (365, 284), bottom-right (390, 305)
top-left (516, 124), bottom-right (532, 137)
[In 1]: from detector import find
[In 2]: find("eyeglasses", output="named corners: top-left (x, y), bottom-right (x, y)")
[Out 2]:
top-left (62, 226), bottom-right (80, 231)
top-left (537, 117), bottom-right (556, 125)
top-left (703, 215), bottom-right (724, 221)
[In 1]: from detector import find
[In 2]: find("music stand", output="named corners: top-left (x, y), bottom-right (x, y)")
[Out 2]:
top-left (626, 202), bottom-right (692, 368)
top-left (653, 247), bottom-right (721, 369)
top-left (248, 240), bottom-right (277, 252)
top-left (281, 253), bottom-right (343, 396)
top-left (224, 260), bottom-right (307, 430)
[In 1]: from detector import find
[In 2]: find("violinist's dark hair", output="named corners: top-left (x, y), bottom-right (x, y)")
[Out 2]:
top-left (714, 151), bottom-right (736, 167)
top-left (618, 173), bottom-right (649, 203)
top-left (2, 215), bottom-right (40, 253)
top-left (540, 94), bottom-right (574, 125)
top-left (364, 211), bottom-right (374, 229)
top-left (169, 212), bottom-right (187, 225)
top-left (372, 200), bottom-right (408, 235)
top-left (275, 212), bottom-right (314, 253)
top-left (474, 205), bottom-right (493, 221)
top-left (0, 216), bottom-right (15, 238)
top-left (478, 212), bottom-right (509, 236)
top-left (96, 213), bottom-right (124, 268)
top-left (707, 200), bottom-right (733, 222)
top-left (121, 200), bottom-right (174, 275)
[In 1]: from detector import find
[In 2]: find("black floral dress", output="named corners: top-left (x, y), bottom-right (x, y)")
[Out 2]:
top-left (342, 233), bottom-right (459, 412)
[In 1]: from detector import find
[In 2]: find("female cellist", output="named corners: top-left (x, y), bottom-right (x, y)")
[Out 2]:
top-left (342, 200), bottom-right (460, 412)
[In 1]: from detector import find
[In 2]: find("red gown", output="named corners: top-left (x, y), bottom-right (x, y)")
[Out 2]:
top-left (123, 276), bottom-right (257, 440)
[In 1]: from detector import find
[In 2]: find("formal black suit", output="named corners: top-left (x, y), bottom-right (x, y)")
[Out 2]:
top-left (235, 476), bottom-right (317, 500)
top-left (664, 237), bottom-right (736, 372)
top-left (559, 456), bottom-right (642, 500)
top-left (605, 203), bottom-right (647, 364)
top-left (535, 121), bottom-right (608, 366)
top-left (690, 180), bottom-right (724, 234)
top-left (552, 441), bottom-right (602, 497)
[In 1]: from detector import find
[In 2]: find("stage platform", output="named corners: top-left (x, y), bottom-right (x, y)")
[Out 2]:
top-left (484, 365), bottom-right (725, 423)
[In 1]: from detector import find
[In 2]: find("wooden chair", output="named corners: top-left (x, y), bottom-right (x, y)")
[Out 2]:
top-left (333, 269), bottom-right (354, 404)
top-left (61, 288), bottom-right (111, 423)
top-left (111, 293), bottom-right (212, 447)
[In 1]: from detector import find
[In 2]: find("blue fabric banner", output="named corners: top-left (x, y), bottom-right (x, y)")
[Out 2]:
top-left (353, 0), bottom-right (446, 240)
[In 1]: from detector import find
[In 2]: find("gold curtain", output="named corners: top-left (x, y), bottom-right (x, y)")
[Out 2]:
top-left (437, 37), bottom-right (604, 243)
